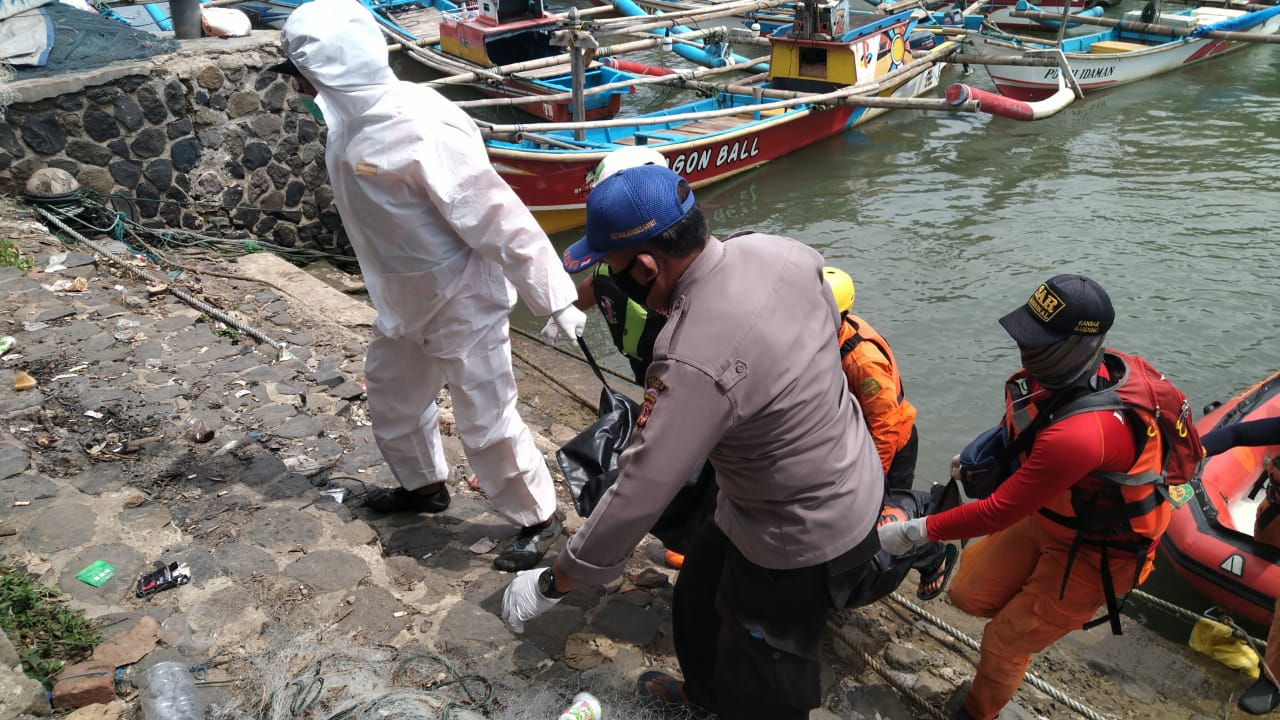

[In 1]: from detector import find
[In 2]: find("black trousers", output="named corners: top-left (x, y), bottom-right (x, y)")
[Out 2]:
top-left (884, 425), bottom-right (919, 492)
top-left (672, 521), bottom-right (878, 720)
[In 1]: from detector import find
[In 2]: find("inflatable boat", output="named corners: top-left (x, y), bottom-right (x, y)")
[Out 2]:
top-left (1159, 371), bottom-right (1280, 625)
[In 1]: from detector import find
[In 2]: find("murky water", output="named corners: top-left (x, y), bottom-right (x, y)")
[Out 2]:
top-left (396, 12), bottom-right (1280, 627)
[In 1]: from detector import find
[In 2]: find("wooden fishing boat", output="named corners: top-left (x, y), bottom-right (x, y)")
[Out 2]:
top-left (484, 3), bottom-right (954, 234)
top-left (363, 0), bottom-right (651, 121)
top-left (919, 0), bottom-right (1102, 34)
top-left (965, 0), bottom-right (1092, 31)
top-left (974, 5), bottom-right (1280, 101)
top-left (1159, 371), bottom-right (1280, 625)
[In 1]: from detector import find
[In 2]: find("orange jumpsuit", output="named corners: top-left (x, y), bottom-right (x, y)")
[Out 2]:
top-left (837, 315), bottom-right (917, 477)
top-left (928, 367), bottom-right (1168, 720)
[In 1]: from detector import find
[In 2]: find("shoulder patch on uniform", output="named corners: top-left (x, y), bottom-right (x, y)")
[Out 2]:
top-left (355, 161), bottom-right (379, 176)
top-left (599, 296), bottom-right (617, 325)
top-left (636, 376), bottom-right (667, 429)
top-left (860, 377), bottom-right (882, 398)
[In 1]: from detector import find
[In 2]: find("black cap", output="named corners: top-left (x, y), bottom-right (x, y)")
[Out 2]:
top-left (267, 59), bottom-right (303, 78)
top-left (999, 274), bottom-right (1114, 348)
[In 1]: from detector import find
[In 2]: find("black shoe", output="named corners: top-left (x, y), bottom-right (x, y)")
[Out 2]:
top-left (494, 514), bottom-right (562, 571)
top-left (363, 484), bottom-right (450, 514)
top-left (1240, 678), bottom-right (1280, 715)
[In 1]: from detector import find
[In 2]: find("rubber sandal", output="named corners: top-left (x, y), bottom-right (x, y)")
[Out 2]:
top-left (917, 543), bottom-right (959, 601)
top-left (637, 669), bottom-right (689, 706)
top-left (1240, 677), bottom-right (1280, 715)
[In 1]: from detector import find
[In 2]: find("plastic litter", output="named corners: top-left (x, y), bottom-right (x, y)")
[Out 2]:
top-left (186, 418), bottom-right (214, 443)
top-left (141, 660), bottom-right (204, 720)
top-left (558, 692), bottom-right (602, 720)
top-left (76, 560), bottom-right (116, 587)
top-left (21, 321), bottom-right (47, 332)
top-left (159, 611), bottom-right (218, 653)
top-left (284, 455), bottom-right (321, 475)
top-left (136, 562), bottom-right (191, 598)
top-left (0, 336), bottom-right (15, 356)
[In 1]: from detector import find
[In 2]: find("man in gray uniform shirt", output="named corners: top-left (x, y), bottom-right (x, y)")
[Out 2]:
top-left (501, 165), bottom-right (885, 719)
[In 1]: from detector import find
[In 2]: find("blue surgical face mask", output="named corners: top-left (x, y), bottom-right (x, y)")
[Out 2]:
top-left (298, 97), bottom-right (325, 123)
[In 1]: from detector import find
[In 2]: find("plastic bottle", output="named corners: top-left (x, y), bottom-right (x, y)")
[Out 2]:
top-left (557, 692), bottom-right (602, 720)
top-left (0, 336), bottom-right (15, 356)
top-left (141, 661), bottom-right (204, 720)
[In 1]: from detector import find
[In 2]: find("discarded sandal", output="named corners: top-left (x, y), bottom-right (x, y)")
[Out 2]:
top-left (917, 543), bottom-right (959, 601)
top-left (1240, 677), bottom-right (1280, 715)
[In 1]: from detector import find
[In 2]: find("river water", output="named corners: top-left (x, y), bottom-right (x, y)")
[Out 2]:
top-left (398, 14), bottom-right (1280, 627)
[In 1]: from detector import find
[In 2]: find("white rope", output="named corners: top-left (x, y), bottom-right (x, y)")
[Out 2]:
top-left (826, 618), bottom-right (949, 719)
top-left (1128, 588), bottom-right (1267, 648)
top-left (886, 592), bottom-right (1113, 720)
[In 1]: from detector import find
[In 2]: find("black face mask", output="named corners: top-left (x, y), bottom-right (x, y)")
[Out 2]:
top-left (610, 254), bottom-right (655, 307)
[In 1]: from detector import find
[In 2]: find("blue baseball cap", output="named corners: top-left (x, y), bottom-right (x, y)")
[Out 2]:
top-left (561, 165), bottom-right (695, 273)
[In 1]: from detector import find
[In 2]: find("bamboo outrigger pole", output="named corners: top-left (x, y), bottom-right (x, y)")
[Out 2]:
top-left (386, 4), bottom-right (618, 51)
top-left (1010, 8), bottom-right (1280, 42)
top-left (582, 0), bottom-right (794, 30)
top-left (476, 42), bottom-right (977, 139)
top-left (422, 30), bottom-right (723, 87)
top-left (450, 56), bottom-right (773, 110)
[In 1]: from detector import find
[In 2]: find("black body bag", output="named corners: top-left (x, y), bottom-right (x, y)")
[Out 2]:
top-left (556, 338), bottom-right (716, 555)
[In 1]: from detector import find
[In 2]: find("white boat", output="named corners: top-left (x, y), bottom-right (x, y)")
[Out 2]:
top-left (974, 4), bottom-right (1280, 100)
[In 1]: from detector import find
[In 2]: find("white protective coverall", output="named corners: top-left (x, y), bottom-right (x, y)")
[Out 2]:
top-left (282, 0), bottom-right (577, 527)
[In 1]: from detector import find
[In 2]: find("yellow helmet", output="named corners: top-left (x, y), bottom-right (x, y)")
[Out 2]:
top-left (823, 266), bottom-right (855, 314)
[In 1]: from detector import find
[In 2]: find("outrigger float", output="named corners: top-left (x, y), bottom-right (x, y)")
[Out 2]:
top-left (1161, 371), bottom-right (1280, 626)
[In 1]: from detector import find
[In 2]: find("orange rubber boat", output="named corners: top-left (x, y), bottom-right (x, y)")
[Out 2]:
top-left (1160, 371), bottom-right (1280, 625)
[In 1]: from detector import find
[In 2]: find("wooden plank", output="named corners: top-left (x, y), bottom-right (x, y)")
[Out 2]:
top-left (381, 6), bottom-right (444, 39)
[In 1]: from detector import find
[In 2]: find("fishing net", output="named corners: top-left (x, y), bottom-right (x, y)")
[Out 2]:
top-left (9, 3), bottom-right (177, 80)
top-left (0, 62), bottom-right (14, 121)
top-left (209, 630), bottom-right (702, 720)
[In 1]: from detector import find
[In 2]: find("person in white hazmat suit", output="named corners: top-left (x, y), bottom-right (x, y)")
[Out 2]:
top-left (276, 0), bottom-right (588, 572)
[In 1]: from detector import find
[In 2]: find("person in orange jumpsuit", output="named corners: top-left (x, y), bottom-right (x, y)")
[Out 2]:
top-left (1201, 417), bottom-right (1280, 714)
top-left (823, 267), bottom-right (919, 492)
top-left (877, 274), bottom-right (1178, 720)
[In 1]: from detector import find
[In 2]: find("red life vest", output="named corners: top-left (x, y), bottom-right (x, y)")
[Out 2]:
top-left (1001, 350), bottom-right (1190, 634)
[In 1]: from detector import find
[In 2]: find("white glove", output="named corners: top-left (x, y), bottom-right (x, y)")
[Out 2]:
top-left (878, 517), bottom-right (930, 556)
top-left (540, 305), bottom-right (587, 345)
top-left (501, 568), bottom-right (561, 634)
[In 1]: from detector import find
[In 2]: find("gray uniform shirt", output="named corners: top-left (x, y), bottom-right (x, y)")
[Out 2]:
top-left (557, 233), bottom-right (885, 585)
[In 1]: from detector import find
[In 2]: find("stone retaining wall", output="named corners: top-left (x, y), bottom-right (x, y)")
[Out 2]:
top-left (0, 34), bottom-right (346, 257)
